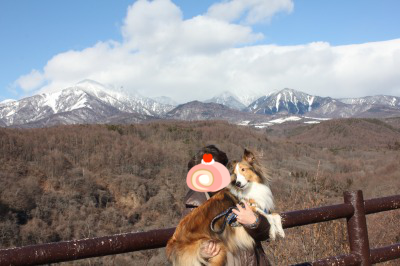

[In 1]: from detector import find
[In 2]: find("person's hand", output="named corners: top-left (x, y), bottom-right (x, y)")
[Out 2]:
top-left (200, 240), bottom-right (220, 259)
top-left (232, 202), bottom-right (257, 225)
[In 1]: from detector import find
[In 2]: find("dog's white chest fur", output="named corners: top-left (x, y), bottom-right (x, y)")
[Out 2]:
top-left (229, 183), bottom-right (285, 240)
top-left (229, 182), bottom-right (274, 212)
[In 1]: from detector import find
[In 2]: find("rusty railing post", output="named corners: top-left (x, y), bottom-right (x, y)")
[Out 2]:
top-left (344, 190), bottom-right (371, 266)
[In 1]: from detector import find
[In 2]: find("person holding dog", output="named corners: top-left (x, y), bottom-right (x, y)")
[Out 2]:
top-left (183, 145), bottom-right (271, 266)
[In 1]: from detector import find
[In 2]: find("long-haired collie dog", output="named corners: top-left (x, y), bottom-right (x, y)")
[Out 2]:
top-left (166, 149), bottom-right (284, 266)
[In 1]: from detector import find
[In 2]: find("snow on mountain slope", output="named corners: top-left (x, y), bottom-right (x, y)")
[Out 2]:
top-left (247, 88), bottom-right (331, 115)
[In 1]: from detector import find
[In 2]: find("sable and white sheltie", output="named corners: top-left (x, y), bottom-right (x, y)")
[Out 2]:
top-left (166, 149), bottom-right (284, 266)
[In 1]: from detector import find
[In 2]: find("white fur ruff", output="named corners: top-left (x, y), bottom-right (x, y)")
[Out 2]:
top-left (229, 182), bottom-right (275, 211)
top-left (229, 182), bottom-right (285, 240)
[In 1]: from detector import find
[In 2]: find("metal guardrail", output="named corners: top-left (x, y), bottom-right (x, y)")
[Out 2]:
top-left (0, 191), bottom-right (399, 266)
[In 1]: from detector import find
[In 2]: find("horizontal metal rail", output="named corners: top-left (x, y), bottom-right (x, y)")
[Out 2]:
top-left (0, 228), bottom-right (175, 266)
top-left (311, 253), bottom-right (361, 266)
top-left (364, 194), bottom-right (400, 214)
top-left (293, 243), bottom-right (400, 266)
top-left (0, 193), bottom-right (399, 265)
top-left (280, 203), bottom-right (354, 229)
top-left (370, 243), bottom-right (400, 264)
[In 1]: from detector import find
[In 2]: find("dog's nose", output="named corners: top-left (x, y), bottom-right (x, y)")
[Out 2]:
top-left (235, 182), bottom-right (241, 187)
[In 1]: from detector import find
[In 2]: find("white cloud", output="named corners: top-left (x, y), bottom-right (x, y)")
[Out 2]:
top-left (206, 0), bottom-right (294, 24)
top-left (122, 0), bottom-right (262, 55)
top-left (15, 0), bottom-right (400, 104)
top-left (15, 69), bottom-right (45, 92)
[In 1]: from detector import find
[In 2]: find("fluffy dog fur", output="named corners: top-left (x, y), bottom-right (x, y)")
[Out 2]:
top-left (166, 149), bottom-right (284, 266)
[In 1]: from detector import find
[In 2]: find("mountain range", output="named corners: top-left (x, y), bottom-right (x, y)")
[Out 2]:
top-left (0, 80), bottom-right (173, 128)
top-left (1, 80), bottom-right (399, 128)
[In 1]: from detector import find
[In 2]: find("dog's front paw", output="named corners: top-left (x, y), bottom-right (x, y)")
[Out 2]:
top-left (266, 213), bottom-right (285, 240)
top-left (272, 213), bottom-right (285, 238)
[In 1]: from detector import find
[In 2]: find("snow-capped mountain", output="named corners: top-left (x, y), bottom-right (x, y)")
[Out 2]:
top-left (327, 95), bottom-right (400, 118)
top-left (152, 96), bottom-right (178, 106)
top-left (247, 88), bottom-right (400, 118)
top-left (247, 88), bottom-right (331, 115)
top-left (205, 91), bottom-right (246, 110)
top-left (340, 95), bottom-right (400, 107)
top-left (72, 80), bottom-right (174, 116)
top-left (229, 87), bottom-right (263, 107)
top-left (0, 80), bottom-right (173, 127)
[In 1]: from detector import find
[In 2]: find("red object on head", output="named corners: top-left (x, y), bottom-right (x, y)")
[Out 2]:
top-left (203, 153), bottom-right (213, 163)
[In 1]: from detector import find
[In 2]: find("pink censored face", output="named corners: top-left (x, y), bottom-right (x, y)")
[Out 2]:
top-left (186, 161), bottom-right (231, 192)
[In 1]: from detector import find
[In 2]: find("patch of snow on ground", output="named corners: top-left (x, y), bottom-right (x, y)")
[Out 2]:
top-left (304, 116), bottom-right (331, 121)
top-left (251, 122), bottom-right (273, 128)
top-left (238, 120), bottom-right (250, 125)
top-left (304, 121), bottom-right (320, 124)
top-left (269, 116), bottom-right (302, 124)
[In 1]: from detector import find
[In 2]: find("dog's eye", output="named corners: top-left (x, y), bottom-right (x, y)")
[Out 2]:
top-left (241, 168), bottom-right (245, 171)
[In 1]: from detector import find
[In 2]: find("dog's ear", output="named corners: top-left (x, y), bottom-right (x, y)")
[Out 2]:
top-left (243, 149), bottom-right (256, 165)
top-left (227, 160), bottom-right (237, 174)
top-left (226, 161), bottom-right (238, 183)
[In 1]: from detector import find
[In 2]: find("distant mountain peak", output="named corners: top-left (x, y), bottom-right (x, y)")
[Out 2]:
top-left (269, 88), bottom-right (311, 97)
top-left (205, 91), bottom-right (246, 110)
top-left (72, 80), bottom-right (121, 98)
top-left (215, 90), bottom-right (239, 99)
top-left (340, 95), bottom-right (400, 107)
top-left (152, 96), bottom-right (178, 106)
top-left (76, 79), bottom-right (104, 87)
top-left (0, 99), bottom-right (16, 105)
top-left (275, 87), bottom-right (297, 93)
top-left (73, 79), bottom-right (143, 100)
top-left (248, 88), bottom-right (321, 115)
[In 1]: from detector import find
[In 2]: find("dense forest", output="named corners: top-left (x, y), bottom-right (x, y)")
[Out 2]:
top-left (0, 119), bottom-right (399, 265)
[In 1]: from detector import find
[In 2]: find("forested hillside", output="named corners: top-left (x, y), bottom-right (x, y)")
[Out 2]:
top-left (0, 119), bottom-right (399, 265)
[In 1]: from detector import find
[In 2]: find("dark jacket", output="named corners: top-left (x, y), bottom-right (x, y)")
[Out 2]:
top-left (184, 190), bottom-right (271, 266)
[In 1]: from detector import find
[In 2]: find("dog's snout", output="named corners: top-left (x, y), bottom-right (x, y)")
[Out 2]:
top-left (235, 181), bottom-right (241, 187)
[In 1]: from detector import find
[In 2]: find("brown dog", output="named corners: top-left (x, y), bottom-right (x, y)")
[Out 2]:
top-left (166, 149), bottom-right (284, 266)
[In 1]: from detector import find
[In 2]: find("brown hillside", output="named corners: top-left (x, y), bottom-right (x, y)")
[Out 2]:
top-left (384, 117), bottom-right (400, 130)
top-left (286, 118), bottom-right (400, 149)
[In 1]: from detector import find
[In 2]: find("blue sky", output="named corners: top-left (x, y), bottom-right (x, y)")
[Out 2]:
top-left (1, 0), bottom-right (400, 102)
